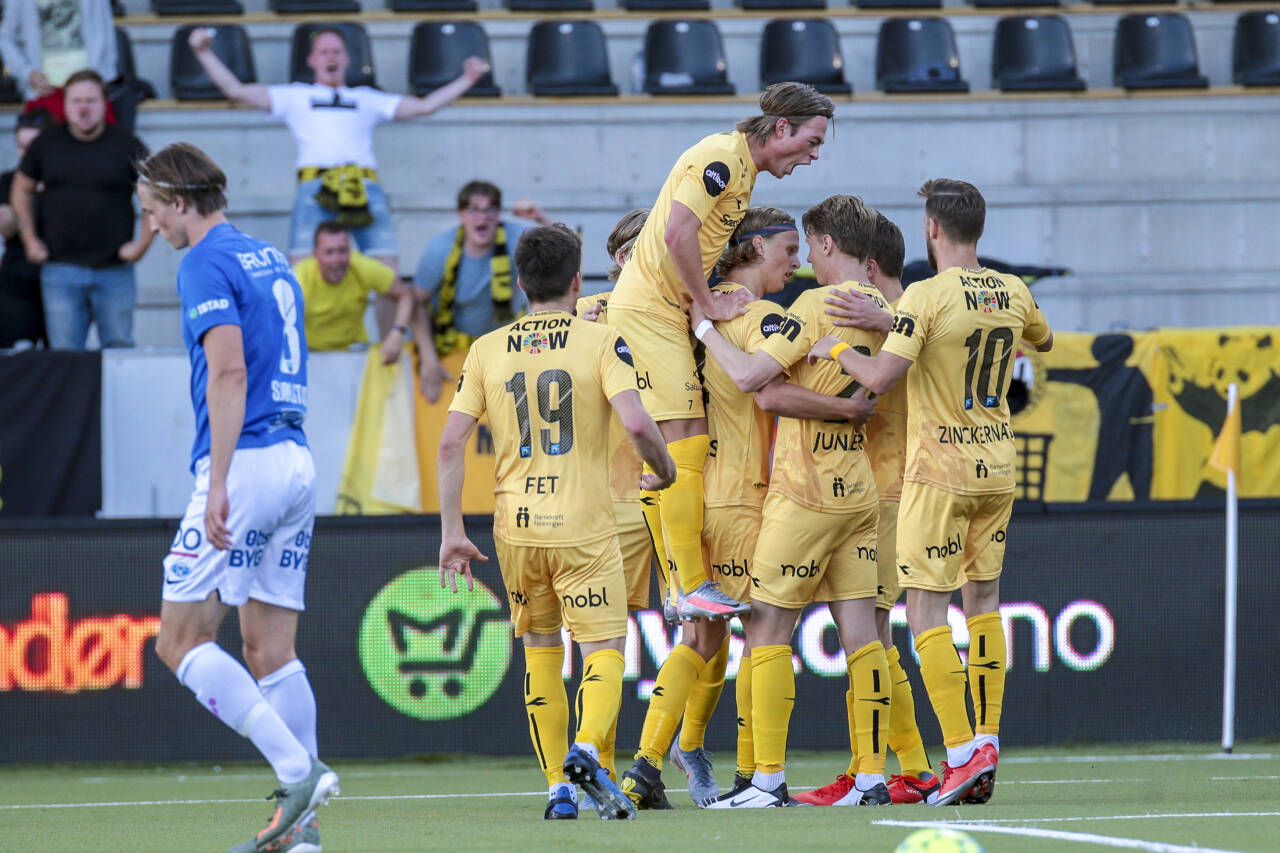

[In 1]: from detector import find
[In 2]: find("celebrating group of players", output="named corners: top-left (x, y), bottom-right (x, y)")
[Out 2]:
top-left (437, 81), bottom-right (1055, 820)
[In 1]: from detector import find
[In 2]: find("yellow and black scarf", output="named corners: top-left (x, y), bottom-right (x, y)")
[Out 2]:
top-left (433, 224), bottom-right (514, 356)
top-left (303, 164), bottom-right (378, 229)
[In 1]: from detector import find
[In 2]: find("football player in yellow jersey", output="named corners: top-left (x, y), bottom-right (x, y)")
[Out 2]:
top-left (696, 196), bottom-right (893, 808)
top-left (809, 180), bottom-right (1054, 807)
top-left (795, 212), bottom-right (940, 806)
top-left (438, 224), bottom-right (677, 821)
top-left (620, 208), bottom-right (877, 810)
top-left (607, 83), bottom-right (834, 624)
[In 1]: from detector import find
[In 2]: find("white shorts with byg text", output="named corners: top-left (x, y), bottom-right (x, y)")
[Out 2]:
top-left (163, 440), bottom-right (316, 611)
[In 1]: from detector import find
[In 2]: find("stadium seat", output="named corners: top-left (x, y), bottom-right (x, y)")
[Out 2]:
top-left (151, 0), bottom-right (244, 14)
top-left (643, 20), bottom-right (734, 95)
top-left (992, 15), bottom-right (1086, 92)
top-left (115, 28), bottom-right (157, 97)
top-left (1113, 14), bottom-right (1209, 90)
top-left (410, 22), bottom-right (500, 97)
top-left (171, 24), bottom-right (255, 101)
top-left (624, 0), bottom-right (708, 11)
top-left (738, 0), bottom-right (825, 11)
top-left (291, 23), bottom-right (377, 89)
top-left (0, 67), bottom-right (20, 104)
top-left (272, 0), bottom-right (360, 13)
top-left (390, 0), bottom-right (476, 9)
top-left (973, 0), bottom-right (1057, 7)
top-left (857, 0), bottom-right (939, 11)
top-left (760, 18), bottom-right (852, 95)
top-left (506, 0), bottom-right (593, 11)
top-left (876, 18), bottom-right (970, 93)
top-left (1233, 11), bottom-right (1280, 86)
top-left (527, 21), bottom-right (618, 96)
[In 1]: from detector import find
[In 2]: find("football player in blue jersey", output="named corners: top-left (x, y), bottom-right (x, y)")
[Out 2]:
top-left (140, 142), bottom-right (338, 853)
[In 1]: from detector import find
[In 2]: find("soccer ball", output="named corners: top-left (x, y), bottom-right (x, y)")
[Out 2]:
top-left (893, 827), bottom-right (986, 853)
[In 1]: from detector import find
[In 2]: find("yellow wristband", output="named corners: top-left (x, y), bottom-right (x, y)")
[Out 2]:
top-left (828, 342), bottom-right (851, 361)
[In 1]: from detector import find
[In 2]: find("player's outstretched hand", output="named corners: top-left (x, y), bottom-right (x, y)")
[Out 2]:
top-left (703, 288), bottom-right (752, 323)
top-left (205, 482), bottom-right (233, 550)
top-left (825, 287), bottom-right (890, 332)
top-left (440, 536), bottom-right (487, 592)
top-left (807, 334), bottom-right (844, 364)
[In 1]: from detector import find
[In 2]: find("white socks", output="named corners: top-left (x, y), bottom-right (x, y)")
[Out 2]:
top-left (855, 772), bottom-right (886, 790)
top-left (258, 659), bottom-right (318, 758)
top-left (177, 642), bottom-right (311, 784)
top-left (752, 769), bottom-right (785, 792)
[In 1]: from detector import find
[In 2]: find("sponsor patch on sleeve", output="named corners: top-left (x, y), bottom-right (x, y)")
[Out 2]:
top-left (760, 312), bottom-right (784, 338)
top-left (614, 336), bottom-right (634, 366)
top-left (703, 162), bottom-right (730, 197)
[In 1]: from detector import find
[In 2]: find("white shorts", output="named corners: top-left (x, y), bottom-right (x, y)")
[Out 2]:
top-left (163, 440), bottom-right (316, 611)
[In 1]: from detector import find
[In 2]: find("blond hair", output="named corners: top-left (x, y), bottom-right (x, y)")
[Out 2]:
top-left (137, 142), bottom-right (227, 216)
top-left (606, 208), bottom-right (648, 281)
top-left (736, 82), bottom-right (835, 146)
top-left (801, 195), bottom-right (878, 261)
top-left (715, 207), bottom-right (796, 279)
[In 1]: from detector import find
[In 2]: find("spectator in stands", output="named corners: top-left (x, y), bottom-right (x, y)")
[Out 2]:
top-left (9, 70), bottom-right (151, 349)
top-left (0, 109), bottom-right (51, 348)
top-left (413, 180), bottom-right (552, 401)
top-left (187, 26), bottom-right (489, 276)
top-left (294, 221), bottom-right (418, 365)
top-left (0, 0), bottom-right (117, 112)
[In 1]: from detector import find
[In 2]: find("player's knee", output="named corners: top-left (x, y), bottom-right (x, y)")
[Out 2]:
top-left (241, 639), bottom-right (294, 680)
top-left (155, 624), bottom-right (211, 673)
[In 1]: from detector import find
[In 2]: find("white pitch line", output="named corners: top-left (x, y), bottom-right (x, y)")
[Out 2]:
top-left (874, 819), bottom-right (1245, 853)
top-left (935, 811), bottom-right (1280, 825)
top-left (1001, 753), bottom-right (1273, 764)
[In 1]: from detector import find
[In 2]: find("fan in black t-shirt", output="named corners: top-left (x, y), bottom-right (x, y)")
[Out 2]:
top-left (0, 110), bottom-right (50, 348)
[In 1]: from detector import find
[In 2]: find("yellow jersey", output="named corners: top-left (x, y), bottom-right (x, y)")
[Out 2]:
top-left (609, 131), bottom-right (758, 323)
top-left (865, 295), bottom-right (908, 502)
top-left (704, 284), bottom-right (778, 509)
top-left (449, 309), bottom-right (638, 545)
top-left (575, 290), bottom-right (642, 504)
top-left (295, 251), bottom-right (395, 351)
top-left (757, 282), bottom-right (890, 514)
top-left (881, 267), bottom-right (1052, 496)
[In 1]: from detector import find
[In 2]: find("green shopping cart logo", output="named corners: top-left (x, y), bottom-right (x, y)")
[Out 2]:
top-left (359, 568), bottom-right (511, 721)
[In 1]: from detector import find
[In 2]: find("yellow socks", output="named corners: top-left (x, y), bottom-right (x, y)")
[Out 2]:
top-left (600, 709), bottom-right (618, 780)
top-left (635, 644), bottom-right (706, 767)
top-left (662, 435), bottom-right (711, 596)
top-left (967, 611), bottom-right (1006, 736)
top-left (680, 639), bottom-right (729, 751)
top-left (638, 481), bottom-right (672, 596)
top-left (844, 687), bottom-right (860, 777)
top-left (750, 645), bottom-right (795, 774)
top-left (915, 625), bottom-right (973, 749)
top-left (847, 641), bottom-right (890, 776)
top-left (524, 646), bottom-right (569, 785)
top-left (574, 649), bottom-right (625, 752)
top-left (886, 645), bottom-right (930, 777)
top-left (735, 654), bottom-right (754, 777)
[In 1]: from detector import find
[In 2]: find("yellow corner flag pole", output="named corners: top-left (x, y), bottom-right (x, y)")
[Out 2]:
top-left (1208, 383), bottom-right (1240, 754)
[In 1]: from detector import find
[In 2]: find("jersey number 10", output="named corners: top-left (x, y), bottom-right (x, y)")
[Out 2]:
top-left (505, 370), bottom-right (575, 458)
top-left (963, 326), bottom-right (1014, 409)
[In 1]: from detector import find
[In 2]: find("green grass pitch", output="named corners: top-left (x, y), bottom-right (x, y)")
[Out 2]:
top-left (1, 742), bottom-right (1275, 852)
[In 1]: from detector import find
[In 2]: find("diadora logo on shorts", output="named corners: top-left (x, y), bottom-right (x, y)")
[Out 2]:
top-left (509, 590), bottom-right (528, 606)
top-left (188, 298), bottom-right (230, 319)
top-left (358, 569), bottom-right (511, 722)
top-left (703, 161), bottom-right (730, 196)
top-left (714, 559), bottom-right (750, 578)
top-left (781, 561), bottom-right (821, 578)
top-left (561, 587), bottom-right (611, 609)
top-left (925, 534), bottom-right (963, 559)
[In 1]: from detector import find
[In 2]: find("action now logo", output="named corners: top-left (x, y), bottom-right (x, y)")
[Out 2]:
top-left (0, 593), bottom-right (159, 693)
top-left (358, 568), bottom-right (511, 722)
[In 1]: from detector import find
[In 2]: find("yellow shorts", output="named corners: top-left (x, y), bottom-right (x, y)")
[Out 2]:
top-left (494, 534), bottom-right (628, 643)
top-left (614, 501), bottom-right (656, 610)
top-left (606, 306), bottom-right (704, 422)
top-left (876, 500), bottom-right (901, 611)
top-left (896, 481), bottom-right (1013, 593)
top-left (751, 492), bottom-right (879, 609)
top-left (703, 503), bottom-right (762, 603)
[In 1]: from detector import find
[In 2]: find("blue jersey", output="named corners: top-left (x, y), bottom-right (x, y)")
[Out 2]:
top-left (179, 223), bottom-right (308, 471)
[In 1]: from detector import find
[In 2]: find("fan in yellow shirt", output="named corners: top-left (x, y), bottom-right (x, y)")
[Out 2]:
top-left (808, 179), bottom-right (1054, 809)
top-left (294, 221), bottom-right (417, 363)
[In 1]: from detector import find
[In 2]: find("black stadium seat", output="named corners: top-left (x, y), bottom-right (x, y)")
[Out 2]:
top-left (643, 20), bottom-right (734, 95)
top-left (506, 0), bottom-right (593, 11)
top-left (973, 0), bottom-right (1057, 8)
top-left (992, 15), bottom-right (1086, 92)
top-left (857, 0), bottom-right (940, 10)
top-left (390, 0), bottom-right (475, 9)
top-left (1233, 11), bottom-right (1280, 86)
top-left (738, 0), bottom-right (824, 10)
top-left (1113, 14), bottom-right (1209, 90)
top-left (623, 0), bottom-right (708, 11)
top-left (151, 0), bottom-right (244, 14)
top-left (0, 67), bottom-right (21, 103)
top-left (760, 18), bottom-right (852, 95)
top-left (272, 0), bottom-right (360, 13)
top-left (876, 18), bottom-right (970, 93)
top-left (410, 22), bottom-right (500, 97)
top-left (527, 20), bottom-right (618, 96)
top-left (116, 28), bottom-right (157, 97)
top-left (291, 23), bottom-right (377, 89)
top-left (171, 24), bottom-right (256, 101)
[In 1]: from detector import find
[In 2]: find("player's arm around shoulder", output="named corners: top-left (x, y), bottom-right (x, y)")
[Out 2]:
top-left (692, 297), bottom-right (789, 393)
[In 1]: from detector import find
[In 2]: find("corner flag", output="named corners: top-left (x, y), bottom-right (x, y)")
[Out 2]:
top-left (1207, 387), bottom-right (1241, 475)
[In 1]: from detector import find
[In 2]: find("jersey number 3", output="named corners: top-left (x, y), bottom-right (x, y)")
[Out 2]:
top-left (504, 369), bottom-right (575, 458)
top-left (273, 278), bottom-right (303, 376)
